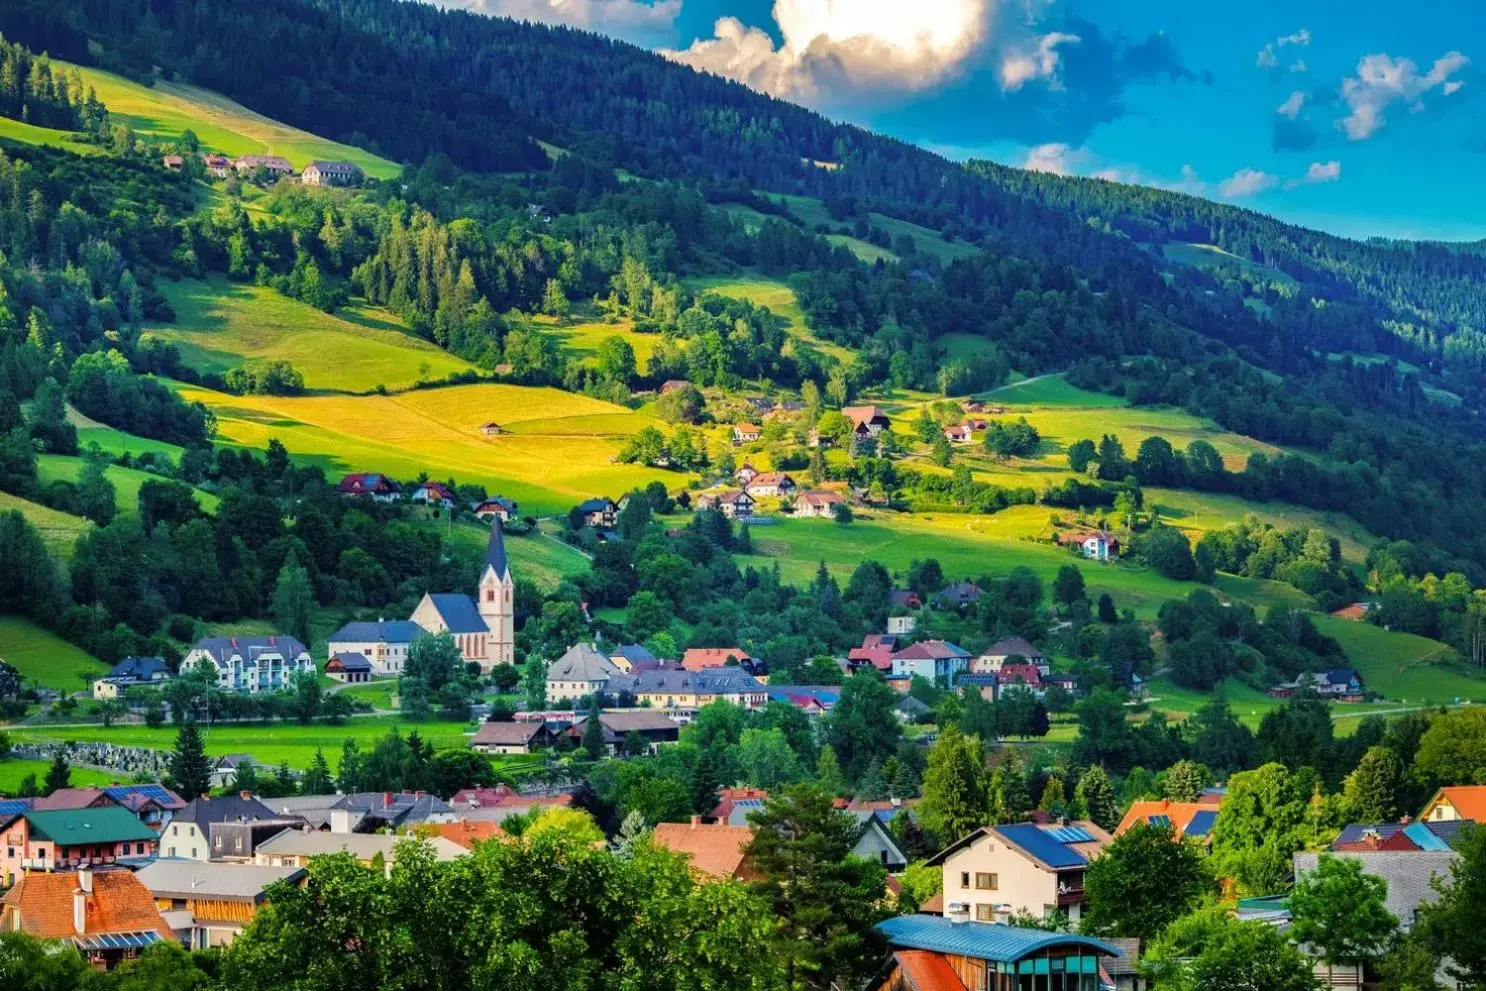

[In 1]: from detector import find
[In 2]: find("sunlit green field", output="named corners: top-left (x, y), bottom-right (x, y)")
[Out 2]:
top-left (1315, 616), bottom-right (1485, 704)
top-left (0, 491), bottom-right (90, 558)
top-left (0, 616), bottom-right (108, 692)
top-left (36, 455), bottom-right (219, 517)
top-left (0, 759), bottom-right (115, 795)
top-left (0, 116), bottom-right (99, 155)
top-left (684, 275), bottom-right (857, 363)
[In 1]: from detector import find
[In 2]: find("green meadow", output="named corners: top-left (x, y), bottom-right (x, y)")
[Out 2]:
top-left (0, 616), bottom-right (109, 691)
top-left (36, 455), bottom-right (219, 517)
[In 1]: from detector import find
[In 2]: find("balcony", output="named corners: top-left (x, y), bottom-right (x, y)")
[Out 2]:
top-left (1055, 874), bottom-right (1085, 907)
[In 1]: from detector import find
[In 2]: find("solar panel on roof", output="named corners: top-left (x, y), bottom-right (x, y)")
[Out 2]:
top-left (0, 799), bottom-right (30, 816)
top-left (1145, 814), bottom-right (1172, 829)
top-left (1184, 810), bottom-right (1217, 838)
top-left (998, 823), bottom-right (1087, 868)
top-left (1045, 825), bottom-right (1094, 843)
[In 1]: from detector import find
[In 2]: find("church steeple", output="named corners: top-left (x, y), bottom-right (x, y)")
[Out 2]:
top-left (484, 515), bottom-right (510, 582)
top-left (478, 516), bottom-right (515, 669)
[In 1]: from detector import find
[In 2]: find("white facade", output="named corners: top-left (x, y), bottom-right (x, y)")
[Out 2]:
top-left (182, 638), bottom-right (315, 694)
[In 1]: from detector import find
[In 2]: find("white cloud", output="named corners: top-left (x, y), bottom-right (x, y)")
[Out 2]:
top-left (1256, 44), bottom-right (1278, 69)
top-left (1257, 28), bottom-right (1309, 70)
top-left (1279, 28), bottom-right (1311, 47)
top-left (663, 0), bottom-right (1081, 103)
top-left (432, 0), bottom-right (681, 43)
top-left (1340, 50), bottom-right (1470, 140)
top-left (1021, 142), bottom-right (1086, 175)
top-left (1289, 59), bottom-right (1307, 73)
top-left (1217, 168), bottom-right (1280, 198)
top-left (1284, 160), bottom-right (1342, 188)
top-left (1277, 90), bottom-right (1307, 118)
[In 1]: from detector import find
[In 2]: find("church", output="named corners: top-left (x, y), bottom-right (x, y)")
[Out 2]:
top-left (408, 517), bottom-right (515, 672)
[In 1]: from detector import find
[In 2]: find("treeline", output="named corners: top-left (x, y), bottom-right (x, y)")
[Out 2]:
top-left (0, 35), bottom-right (106, 132)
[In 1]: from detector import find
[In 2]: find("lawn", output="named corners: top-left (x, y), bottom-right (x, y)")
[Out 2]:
top-left (979, 374), bottom-right (1129, 407)
top-left (144, 276), bottom-right (475, 393)
top-left (1162, 242), bottom-right (1299, 292)
top-left (440, 518), bottom-right (590, 592)
top-left (685, 275), bottom-right (856, 363)
top-left (0, 616), bottom-right (108, 692)
top-left (170, 380), bottom-right (675, 515)
top-left (0, 116), bottom-right (100, 155)
top-left (36, 455), bottom-right (219, 518)
top-left (776, 194), bottom-right (981, 264)
top-left (0, 491), bottom-right (90, 558)
top-left (1315, 616), bottom-right (1486, 705)
top-left (69, 63), bottom-right (400, 178)
top-left (0, 759), bottom-right (115, 795)
top-left (547, 316), bottom-right (662, 373)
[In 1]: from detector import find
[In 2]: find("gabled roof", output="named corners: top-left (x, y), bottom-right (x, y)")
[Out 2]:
top-left (327, 652), bottom-right (373, 673)
top-left (422, 820), bottom-right (504, 849)
top-left (135, 861), bottom-right (305, 901)
top-left (13, 808), bottom-right (158, 844)
top-left (841, 405), bottom-right (890, 427)
top-left (547, 643), bottom-right (620, 682)
top-left (254, 830), bottom-right (465, 861)
top-left (996, 664), bottom-right (1042, 687)
top-left (576, 497), bottom-right (615, 513)
top-left (29, 788), bottom-right (116, 812)
top-left (484, 517), bottom-right (510, 580)
top-left (328, 619), bottom-right (422, 644)
top-left (105, 656), bottom-right (170, 681)
top-left (894, 640), bottom-right (970, 661)
top-left (925, 821), bottom-right (1110, 870)
top-left (470, 720), bottom-right (552, 747)
top-left (190, 635), bottom-right (309, 663)
top-left (611, 644), bottom-right (657, 664)
top-left (306, 159), bottom-right (362, 174)
top-left (1, 870), bottom-right (169, 942)
top-left (681, 647), bottom-right (753, 671)
top-left (176, 794), bottom-right (281, 826)
top-left (1115, 799), bottom-right (1224, 841)
top-left (1426, 785), bottom-right (1486, 821)
top-left (652, 821), bottom-right (755, 879)
top-left (103, 784), bottom-right (185, 811)
top-left (877, 915), bottom-right (1121, 964)
top-left (424, 594), bottom-right (488, 634)
top-left (1293, 850), bottom-right (1458, 927)
top-left (983, 637), bottom-right (1044, 659)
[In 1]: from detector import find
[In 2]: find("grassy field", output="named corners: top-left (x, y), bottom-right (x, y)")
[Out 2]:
top-left (440, 518), bottom-right (591, 592)
top-left (1316, 616), bottom-right (1485, 704)
top-left (777, 194), bottom-right (981, 265)
top-left (0, 491), bottom-right (90, 558)
top-left (145, 277), bottom-right (475, 393)
top-left (978, 374), bottom-right (1128, 407)
top-left (36, 455), bottom-right (219, 518)
top-left (0, 117), bottom-right (100, 155)
top-left (0, 616), bottom-right (108, 692)
top-left (0, 759), bottom-right (115, 795)
top-left (547, 316), bottom-right (662, 373)
top-left (685, 275), bottom-right (856, 363)
top-left (1161, 242), bottom-right (1299, 292)
top-left (69, 63), bottom-right (400, 178)
top-left (171, 380), bottom-right (673, 514)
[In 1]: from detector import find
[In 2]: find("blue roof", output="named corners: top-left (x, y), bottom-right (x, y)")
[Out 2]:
top-left (106, 656), bottom-right (170, 680)
top-left (877, 915), bottom-right (1120, 964)
top-left (426, 594), bottom-right (488, 634)
top-left (996, 823), bottom-right (1091, 869)
top-left (612, 644), bottom-right (657, 664)
top-left (1184, 809), bottom-right (1217, 838)
top-left (1403, 821), bottom-right (1453, 852)
top-left (0, 799), bottom-right (31, 816)
top-left (328, 620), bottom-right (421, 645)
top-left (103, 784), bottom-right (183, 808)
top-left (485, 517), bottom-right (510, 579)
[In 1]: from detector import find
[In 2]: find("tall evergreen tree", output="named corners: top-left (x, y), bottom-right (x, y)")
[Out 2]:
top-left (42, 754), bottom-right (70, 795)
top-left (301, 748), bottom-right (334, 795)
top-left (168, 721), bottom-right (213, 799)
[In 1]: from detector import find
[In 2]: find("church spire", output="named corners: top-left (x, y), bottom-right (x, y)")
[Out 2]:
top-left (485, 515), bottom-right (510, 581)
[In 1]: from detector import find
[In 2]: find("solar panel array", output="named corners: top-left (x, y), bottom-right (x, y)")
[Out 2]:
top-left (1044, 824), bottom-right (1094, 844)
top-left (0, 799), bottom-right (30, 816)
top-left (104, 784), bottom-right (177, 805)
top-left (1145, 814), bottom-right (1173, 829)
top-left (1184, 810), bottom-right (1217, 838)
top-left (997, 823), bottom-right (1088, 868)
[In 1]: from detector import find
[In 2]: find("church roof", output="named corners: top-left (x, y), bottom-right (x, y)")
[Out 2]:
top-left (485, 517), bottom-right (510, 580)
top-left (426, 594), bottom-right (488, 634)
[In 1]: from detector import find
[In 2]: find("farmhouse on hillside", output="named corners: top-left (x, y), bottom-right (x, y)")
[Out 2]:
top-left (336, 472), bottom-right (401, 501)
top-left (574, 497), bottom-right (618, 528)
top-left (480, 421), bottom-right (503, 436)
top-left (300, 160), bottom-right (364, 186)
top-left (695, 488), bottom-right (755, 520)
top-left (841, 405), bottom-right (892, 437)
top-left (410, 481), bottom-right (456, 508)
top-left (744, 471), bottom-right (795, 497)
top-left (732, 423), bottom-right (762, 444)
top-left (793, 490), bottom-right (845, 518)
top-left (1060, 529), bottom-right (1120, 561)
top-left (234, 154), bottom-right (294, 178)
top-left (472, 496), bottom-right (518, 521)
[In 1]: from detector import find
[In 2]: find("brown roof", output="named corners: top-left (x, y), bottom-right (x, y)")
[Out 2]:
top-left (2, 870), bottom-right (169, 941)
top-left (896, 950), bottom-right (968, 991)
top-left (735, 423), bottom-right (761, 433)
top-left (681, 647), bottom-right (752, 671)
top-left (652, 820), bottom-right (757, 879)
top-left (29, 788), bottom-right (114, 812)
top-left (422, 820), bottom-right (505, 849)
top-left (470, 721), bottom-right (549, 747)
top-left (841, 405), bottom-right (889, 427)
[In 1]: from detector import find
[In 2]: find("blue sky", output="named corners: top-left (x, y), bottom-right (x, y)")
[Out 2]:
top-left (458, 0), bottom-right (1484, 241)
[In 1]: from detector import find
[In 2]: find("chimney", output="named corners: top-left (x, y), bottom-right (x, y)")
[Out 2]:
top-left (690, 815), bottom-right (702, 828)
top-left (78, 867), bottom-right (92, 894)
top-left (329, 809), bottom-right (353, 834)
top-left (240, 790), bottom-right (253, 801)
top-left (1400, 815), bottom-right (1412, 825)
top-left (383, 792), bottom-right (394, 809)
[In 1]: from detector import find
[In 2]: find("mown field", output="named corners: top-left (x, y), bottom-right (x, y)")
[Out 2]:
top-left (68, 62), bottom-right (400, 178)
top-left (545, 314), bottom-right (662, 374)
top-left (0, 491), bottom-right (90, 558)
top-left (776, 194), bottom-right (982, 265)
top-left (36, 455), bottom-right (219, 517)
top-left (685, 275), bottom-right (856, 363)
top-left (145, 277), bottom-right (475, 393)
top-left (0, 116), bottom-right (100, 155)
top-left (170, 380), bottom-right (674, 514)
top-left (440, 519), bottom-right (590, 592)
top-left (0, 759), bottom-right (115, 794)
top-left (0, 616), bottom-right (108, 691)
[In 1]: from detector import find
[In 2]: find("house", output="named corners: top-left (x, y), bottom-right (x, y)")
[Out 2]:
top-left (927, 820), bottom-right (1113, 924)
top-left (746, 471), bottom-right (796, 497)
top-left (847, 634), bottom-right (897, 673)
top-left (182, 636), bottom-right (315, 694)
top-left (659, 379), bottom-right (690, 394)
top-left (608, 644), bottom-right (657, 672)
top-left (408, 518), bottom-right (515, 671)
top-left (848, 812), bottom-right (909, 870)
top-left (1331, 602), bottom-right (1373, 621)
top-left (936, 582), bottom-right (984, 609)
top-left (973, 637), bottom-right (1049, 675)
top-left (564, 710), bottom-right (681, 754)
top-left (794, 490), bottom-right (845, 518)
top-left (682, 647), bottom-right (755, 673)
top-left (201, 153), bottom-right (231, 178)
top-left (234, 154), bottom-right (294, 178)
top-left (1420, 784), bottom-right (1486, 823)
top-left (1043, 673), bottom-right (1081, 697)
top-left (709, 787), bottom-right (769, 823)
top-left (890, 589), bottom-right (923, 610)
top-left (327, 619), bottom-right (422, 677)
top-left (996, 664), bottom-right (1043, 692)
top-left (326, 793), bottom-right (456, 833)
top-left (480, 421), bottom-right (504, 436)
top-left (31, 785), bottom-right (186, 832)
top-left (891, 640), bottom-right (971, 684)
top-left (957, 673), bottom-right (1001, 702)
top-left (1267, 668), bottom-right (1365, 702)
top-left (336, 472), bottom-right (401, 501)
top-left (469, 719), bottom-right (562, 755)
top-left (92, 655), bottom-right (172, 699)
top-left (1114, 799), bottom-right (1223, 846)
top-left (734, 462), bottom-right (760, 485)
top-left (871, 914), bottom-right (1123, 991)
top-left (963, 418), bottom-right (990, 431)
top-left (943, 424), bottom-right (973, 444)
top-left (1, 868), bottom-right (171, 970)
top-left (162, 154), bottom-right (184, 170)
top-left (842, 405), bottom-right (892, 437)
top-left (419, 820), bottom-right (504, 850)
top-left (326, 652), bottom-right (373, 683)
top-left (651, 819), bottom-right (760, 881)
top-left (1294, 849), bottom-right (1457, 930)
top-left (807, 427), bottom-right (833, 448)
top-left (136, 861), bottom-right (304, 950)
top-left (161, 794), bottom-right (288, 861)
top-left (253, 831), bottom-right (465, 872)
top-left (575, 497), bottom-right (618, 528)
top-left (766, 685), bottom-right (841, 715)
top-left (894, 695), bottom-right (933, 722)
top-left (1061, 530), bottom-right (1120, 561)
top-left (629, 667), bottom-right (769, 710)
top-left (0, 808), bottom-right (159, 883)
top-left (410, 481), bottom-right (456, 508)
top-left (448, 785), bottom-right (572, 816)
top-left (1330, 819), bottom-right (1473, 853)
top-left (695, 488), bottom-right (755, 520)
top-left (209, 754), bottom-right (266, 790)
top-left (471, 496), bottom-right (518, 521)
top-left (546, 643), bottom-right (623, 703)
top-left (301, 160), bottom-right (364, 186)
top-left (732, 423), bottom-right (762, 444)
top-left (962, 399), bottom-right (987, 413)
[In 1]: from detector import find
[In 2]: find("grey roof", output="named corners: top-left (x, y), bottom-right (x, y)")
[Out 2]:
top-left (136, 861), bottom-right (305, 901)
top-left (191, 636), bottom-right (309, 664)
top-left (176, 794), bottom-right (281, 826)
top-left (254, 830), bottom-right (465, 861)
top-left (334, 792), bottom-right (454, 827)
top-left (629, 667), bottom-right (764, 694)
top-left (611, 644), bottom-right (657, 664)
top-left (1294, 851), bottom-right (1458, 928)
top-left (328, 652), bottom-right (373, 672)
top-left (576, 498), bottom-right (614, 513)
top-left (264, 795), bottom-right (347, 830)
top-left (328, 620), bottom-right (421, 645)
top-left (984, 637), bottom-right (1044, 659)
top-left (306, 160), bottom-right (362, 174)
top-left (485, 517), bottom-right (510, 580)
top-left (470, 720), bottom-right (552, 746)
top-left (105, 656), bottom-right (171, 680)
top-left (1102, 938), bottom-right (1142, 976)
top-left (547, 643), bottom-right (619, 683)
top-left (426, 594), bottom-right (488, 634)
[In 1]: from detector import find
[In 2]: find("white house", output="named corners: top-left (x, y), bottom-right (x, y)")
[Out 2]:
top-left (545, 643), bottom-right (622, 703)
top-left (1063, 530), bottom-right (1120, 561)
top-left (326, 619), bottom-right (421, 677)
top-left (928, 821), bottom-right (1112, 925)
top-left (793, 490), bottom-right (844, 518)
top-left (182, 636), bottom-right (314, 694)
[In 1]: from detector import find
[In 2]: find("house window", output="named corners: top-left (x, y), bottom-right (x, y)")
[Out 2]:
top-left (960, 871), bottom-right (970, 889)
top-left (975, 873), bottom-right (998, 890)
top-left (975, 904), bottom-right (995, 922)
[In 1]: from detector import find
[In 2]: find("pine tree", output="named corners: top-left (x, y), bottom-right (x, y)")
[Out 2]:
top-left (270, 562), bottom-right (313, 645)
top-left (169, 721), bottom-right (214, 799)
top-left (301, 748), bottom-right (334, 795)
top-left (43, 754), bottom-right (71, 795)
top-left (690, 747), bottom-right (722, 814)
top-left (918, 727), bottom-right (990, 846)
top-left (581, 703), bottom-right (606, 760)
top-left (815, 745), bottom-right (846, 798)
top-left (891, 758), bottom-right (921, 799)
top-left (338, 738), bottom-right (366, 793)
top-left (1160, 759), bottom-right (1213, 803)
top-left (231, 761), bottom-right (260, 794)
top-left (857, 759), bottom-right (889, 801)
top-left (1075, 765), bottom-right (1119, 831)
top-left (1039, 775), bottom-right (1065, 813)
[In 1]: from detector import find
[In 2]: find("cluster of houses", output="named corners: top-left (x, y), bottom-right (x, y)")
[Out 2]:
top-left (161, 151), bottom-right (365, 186)
top-left (695, 462), bottom-right (847, 521)
top-left (845, 633), bottom-right (1078, 703)
top-left (332, 472), bottom-right (521, 525)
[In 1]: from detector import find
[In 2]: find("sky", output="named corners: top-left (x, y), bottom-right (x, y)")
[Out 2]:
top-left (435, 0), bottom-right (1486, 242)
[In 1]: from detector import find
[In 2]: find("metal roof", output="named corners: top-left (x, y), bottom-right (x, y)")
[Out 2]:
top-left (70, 931), bottom-right (163, 952)
top-left (135, 861), bottom-right (305, 900)
top-left (878, 915), bottom-right (1121, 964)
top-left (328, 619), bottom-right (422, 644)
top-left (484, 517), bottom-right (510, 579)
top-left (425, 594), bottom-right (489, 634)
top-left (21, 808), bottom-right (158, 843)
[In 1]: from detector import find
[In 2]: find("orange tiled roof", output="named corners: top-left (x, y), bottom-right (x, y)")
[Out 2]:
top-left (652, 821), bottom-right (755, 879)
top-left (1430, 785), bottom-right (1486, 821)
top-left (896, 950), bottom-right (968, 991)
top-left (681, 647), bottom-right (752, 671)
top-left (1114, 798), bottom-right (1223, 839)
top-left (423, 820), bottom-right (504, 849)
top-left (2, 871), bottom-right (168, 940)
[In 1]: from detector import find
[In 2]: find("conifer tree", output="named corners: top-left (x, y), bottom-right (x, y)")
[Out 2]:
top-left (168, 721), bottom-right (213, 799)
